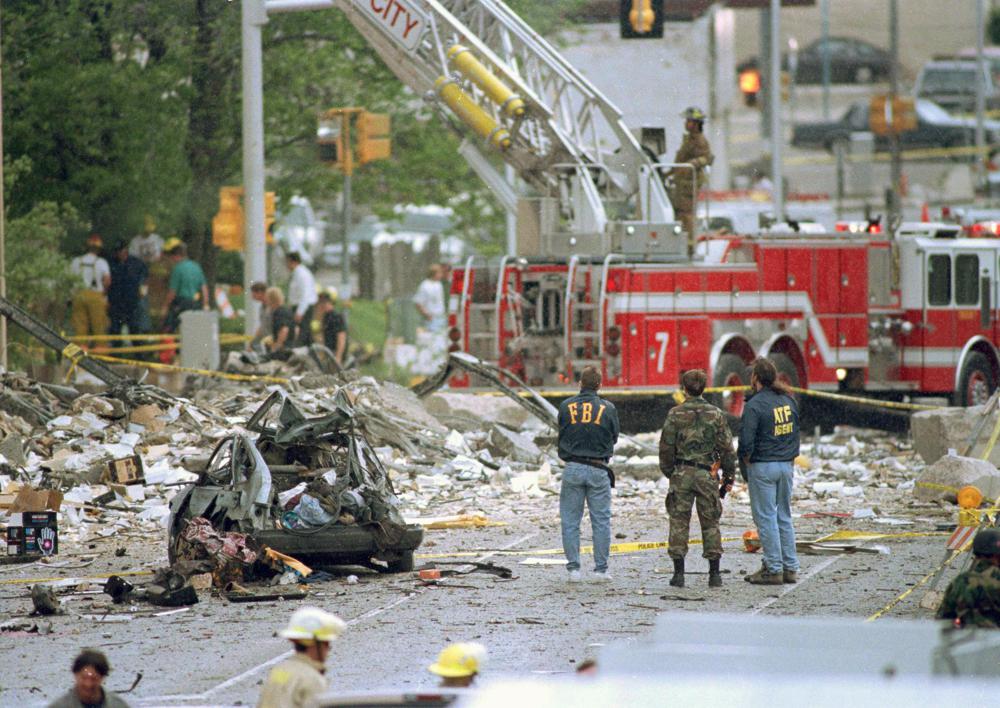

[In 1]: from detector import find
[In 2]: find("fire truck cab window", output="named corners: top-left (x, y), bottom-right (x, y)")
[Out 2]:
top-left (954, 254), bottom-right (980, 306)
top-left (927, 254), bottom-right (951, 306)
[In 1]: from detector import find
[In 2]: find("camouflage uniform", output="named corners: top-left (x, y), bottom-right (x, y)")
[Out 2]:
top-left (936, 558), bottom-right (1000, 628)
top-left (668, 131), bottom-right (713, 242)
top-left (659, 396), bottom-right (736, 560)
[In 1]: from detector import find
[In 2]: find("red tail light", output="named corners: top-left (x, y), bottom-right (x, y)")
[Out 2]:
top-left (607, 325), bottom-right (622, 341)
top-left (448, 327), bottom-right (461, 342)
top-left (605, 342), bottom-right (621, 357)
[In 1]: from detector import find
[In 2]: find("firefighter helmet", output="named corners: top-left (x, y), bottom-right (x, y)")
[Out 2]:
top-left (682, 106), bottom-right (706, 122)
top-left (279, 607), bottom-right (346, 643)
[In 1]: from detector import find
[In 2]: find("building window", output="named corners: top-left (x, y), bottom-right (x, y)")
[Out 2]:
top-left (955, 254), bottom-right (979, 306)
top-left (927, 254), bottom-right (951, 306)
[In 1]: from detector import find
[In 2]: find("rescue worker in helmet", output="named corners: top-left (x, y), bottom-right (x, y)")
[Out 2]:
top-left (258, 607), bottom-right (346, 708)
top-left (427, 642), bottom-right (487, 688)
top-left (667, 106), bottom-right (714, 252)
top-left (937, 527), bottom-right (1000, 628)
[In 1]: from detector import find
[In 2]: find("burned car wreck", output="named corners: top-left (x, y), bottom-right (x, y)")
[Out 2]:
top-left (168, 389), bottom-right (423, 574)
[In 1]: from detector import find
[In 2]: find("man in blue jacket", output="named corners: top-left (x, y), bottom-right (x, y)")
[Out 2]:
top-left (738, 358), bottom-right (800, 585)
top-left (558, 366), bottom-right (620, 583)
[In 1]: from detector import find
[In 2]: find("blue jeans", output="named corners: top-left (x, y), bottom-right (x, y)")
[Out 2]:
top-left (560, 462), bottom-right (612, 573)
top-left (748, 461), bottom-right (799, 574)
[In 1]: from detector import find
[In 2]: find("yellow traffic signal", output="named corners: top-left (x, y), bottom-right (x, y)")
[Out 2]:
top-left (317, 116), bottom-right (344, 168)
top-left (264, 191), bottom-right (276, 245)
top-left (629, 0), bottom-right (654, 33)
top-left (357, 111), bottom-right (391, 165)
top-left (869, 96), bottom-right (917, 136)
top-left (212, 186), bottom-right (244, 252)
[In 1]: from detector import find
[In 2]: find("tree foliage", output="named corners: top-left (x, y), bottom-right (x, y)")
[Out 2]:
top-left (3, 0), bottom-right (586, 283)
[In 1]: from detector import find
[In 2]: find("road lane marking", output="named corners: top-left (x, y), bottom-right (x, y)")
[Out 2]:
top-left (138, 531), bottom-right (540, 704)
top-left (748, 555), bottom-right (840, 616)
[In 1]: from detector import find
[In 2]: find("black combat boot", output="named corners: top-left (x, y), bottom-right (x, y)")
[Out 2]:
top-left (669, 557), bottom-right (685, 587)
top-left (708, 558), bottom-right (722, 588)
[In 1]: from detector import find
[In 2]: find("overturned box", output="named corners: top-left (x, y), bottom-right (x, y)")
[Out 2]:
top-left (6, 512), bottom-right (58, 557)
top-left (105, 454), bottom-right (145, 485)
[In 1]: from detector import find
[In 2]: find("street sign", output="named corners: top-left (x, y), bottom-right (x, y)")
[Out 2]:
top-left (351, 0), bottom-right (427, 52)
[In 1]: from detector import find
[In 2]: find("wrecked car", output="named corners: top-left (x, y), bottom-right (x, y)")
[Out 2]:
top-left (168, 389), bottom-right (423, 574)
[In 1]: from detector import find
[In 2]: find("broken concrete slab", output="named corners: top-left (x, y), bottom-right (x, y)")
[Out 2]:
top-left (425, 392), bottom-right (533, 432)
top-left (913, 454), bottom-right (1000, 503)
top-left (911, 404), bottom-right (1000, 467)
top-left (488, 425), bottom-right (543, 464)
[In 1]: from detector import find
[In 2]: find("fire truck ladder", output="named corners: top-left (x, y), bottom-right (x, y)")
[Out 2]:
top-left (564, 254), bottom-right (602, 378)
top-left (337, 0), bottom-right (675, 238)
top-left (458, 255), bottom-right (499, 365)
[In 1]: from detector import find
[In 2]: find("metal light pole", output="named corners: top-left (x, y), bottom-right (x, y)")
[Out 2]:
top-left (888, 0), bottom-right (901, 226)
top-left (820, 0), bottom-right (831, 121)
top-left (0, 8), bottom-right (7, 370)
top-left (770, 0), bottom-right (783, 221)
top-left (241, 0), bottom-right (268, 338)
top-left (976, 0), bottom-right (986, 181)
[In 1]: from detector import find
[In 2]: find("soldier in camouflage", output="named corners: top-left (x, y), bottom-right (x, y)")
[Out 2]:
top-left (937, 528), bottom-right (1000, 628)
top-left (659, 369), bottom-right (736, 588)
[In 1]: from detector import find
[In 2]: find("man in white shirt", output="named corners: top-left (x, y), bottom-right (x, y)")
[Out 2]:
top-left (285, 251), bottom-right (318, 346)
top-left (413, 264), bottom-right (446, 333)
top-left (70, 234), bottom-right (112, 349)
top-left (128, 214), bottom-right (165, 264)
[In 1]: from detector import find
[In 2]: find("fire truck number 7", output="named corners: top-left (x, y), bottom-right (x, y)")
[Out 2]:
top-left (654, 331), bottom-right (670, 374)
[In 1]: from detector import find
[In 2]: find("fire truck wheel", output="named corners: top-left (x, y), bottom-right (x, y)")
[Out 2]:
top-left (711, 353), bottom-right (750, 418)
top-left (957, 352), bottom-right (996, 407)
top-left (769, 353), bottom-right (801, 396)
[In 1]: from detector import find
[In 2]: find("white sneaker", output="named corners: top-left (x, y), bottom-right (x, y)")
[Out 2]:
top-left (591, 571), bottom-right (613, 583)
top-left (568, 570), bottom-right (582, 583)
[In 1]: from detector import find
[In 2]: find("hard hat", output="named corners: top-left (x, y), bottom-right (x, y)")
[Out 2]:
top-left (144, 214), bottom-right (157, 233)
top-left (86, 234), bottom-right (103, 247)
top-left (163, 236), bottom-right (184, 253)
top-left (682, 106), bottom-right (706, 122)
top-left (316, 285), bottom-right (338, 302)
top-left (973, 528), bottom-right (1000, 556)
top-left (279, 606), bottom-right (346, 643)
top-left (428, 642), bottom-right (486, 678)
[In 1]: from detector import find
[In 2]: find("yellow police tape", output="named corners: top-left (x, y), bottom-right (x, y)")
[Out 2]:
top-left (782, 143), bottom-right (993, 168)
top-left (416, 530), bottom-right (941, 560)
top-left (866, 543), bottom-right (971, 622)
top-left (88, 352), bottom-right (291, 385)
top-left (64, 333), bottom-right (251, 343)
top-left (0, 569), bottom-right (154, 587)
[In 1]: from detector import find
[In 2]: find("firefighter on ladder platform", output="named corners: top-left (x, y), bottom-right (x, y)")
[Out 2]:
top-left (667, 106), bottom-right (713, 251)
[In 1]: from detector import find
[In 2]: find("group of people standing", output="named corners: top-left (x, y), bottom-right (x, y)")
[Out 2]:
top-left (69, 219), bottom-right (208, 348)
top-left (557, 358), bottom-right (800, 587)
top-left (248, 251), bottom-right (348, 364)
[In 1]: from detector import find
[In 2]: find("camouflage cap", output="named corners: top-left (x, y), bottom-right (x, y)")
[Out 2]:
top-left (973, 528), bottom-right (1000, 556)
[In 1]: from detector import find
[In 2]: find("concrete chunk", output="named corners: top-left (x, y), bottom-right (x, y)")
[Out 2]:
top-left (913, 454), bottom-right (1000, 502)
top-left (425, 392), bottom-right (531, 432)
top-left (488, 425), bottom-right (542, 464)
top-left (911, 405), bottom-right (1000, 466)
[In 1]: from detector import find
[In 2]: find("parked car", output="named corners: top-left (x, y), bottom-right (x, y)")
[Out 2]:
top-left (737, 36), bottom-right (891, 85)
top-left (791, 99), bottom-right (1000, 153)
top-left (914, 59), bottom-right (1000, 114)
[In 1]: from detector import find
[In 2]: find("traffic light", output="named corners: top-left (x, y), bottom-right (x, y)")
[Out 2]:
top-left (620, 0), bottom-right (664, 39)
top-left (317, 115), bottom-right (344, 168)
top-left (212, 186), bottom-right (244, 252)
top-left (357, 111), bottom-right (391, 165)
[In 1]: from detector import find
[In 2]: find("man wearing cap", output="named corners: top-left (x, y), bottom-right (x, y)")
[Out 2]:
top-left (668, 107), bottom-right (714, 249)
top-left (107, 241), bottom-right (148, 346)
top-left (258, 606), bottom-right (346, 708)
top-left (69, 235), bottom-right (111, 349)
top-left (285, 251), bottom-right (318, 346)
top-left (937, 528), bottom-right (1000, 628)
top-left (428, 642), bottom-right (486, 688)
top-left (162, 239), bottom-right (209, 333)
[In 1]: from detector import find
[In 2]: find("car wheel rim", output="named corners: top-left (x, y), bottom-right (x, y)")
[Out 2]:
top-left (722, 373), bottom-right (745, 416)
top-left (968, 370), bottom-right (991, 406)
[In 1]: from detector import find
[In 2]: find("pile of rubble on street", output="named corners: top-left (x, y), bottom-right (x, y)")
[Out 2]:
top-left (1, 352), bottom-right (998, 624)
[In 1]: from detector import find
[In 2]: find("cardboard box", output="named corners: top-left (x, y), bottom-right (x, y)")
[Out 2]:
top-left (6, 511), bottom-right (58, 556)
top-left (9, 488), bottom-right (63, 513)
top-left (105, 454), bottom-right (145, 485)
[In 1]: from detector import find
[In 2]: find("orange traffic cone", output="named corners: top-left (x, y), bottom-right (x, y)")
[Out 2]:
top-left (920, 202), bottom-right (930, 222)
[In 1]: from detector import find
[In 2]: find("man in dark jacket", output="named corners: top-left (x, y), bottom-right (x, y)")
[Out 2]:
top-left (738, 358), bottom-right (801, 585)
top-left (558, 366), bottom-right (620, 583)
top-left (107, 241), bottom-right (148, 346)
top-left (48, 649), bottom-right (130, 707)
top-left (660, 369), bottom-right (736, 588)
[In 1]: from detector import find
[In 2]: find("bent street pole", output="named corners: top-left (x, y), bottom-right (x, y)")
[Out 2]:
top-left (770, 0), bottom-right (783, 221)
top-left (888, 0), bottom-right (900, 228)
top-left (242, 0), bottom-right (268, 338)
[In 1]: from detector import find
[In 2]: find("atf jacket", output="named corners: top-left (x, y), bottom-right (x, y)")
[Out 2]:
top-left (737, 388), bottom-right (800, 463)
top-left (558, 390), bottom-right (620, 462)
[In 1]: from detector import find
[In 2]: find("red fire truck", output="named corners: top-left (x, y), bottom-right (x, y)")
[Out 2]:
top-left (446, 221), bottom-right (998, 412)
